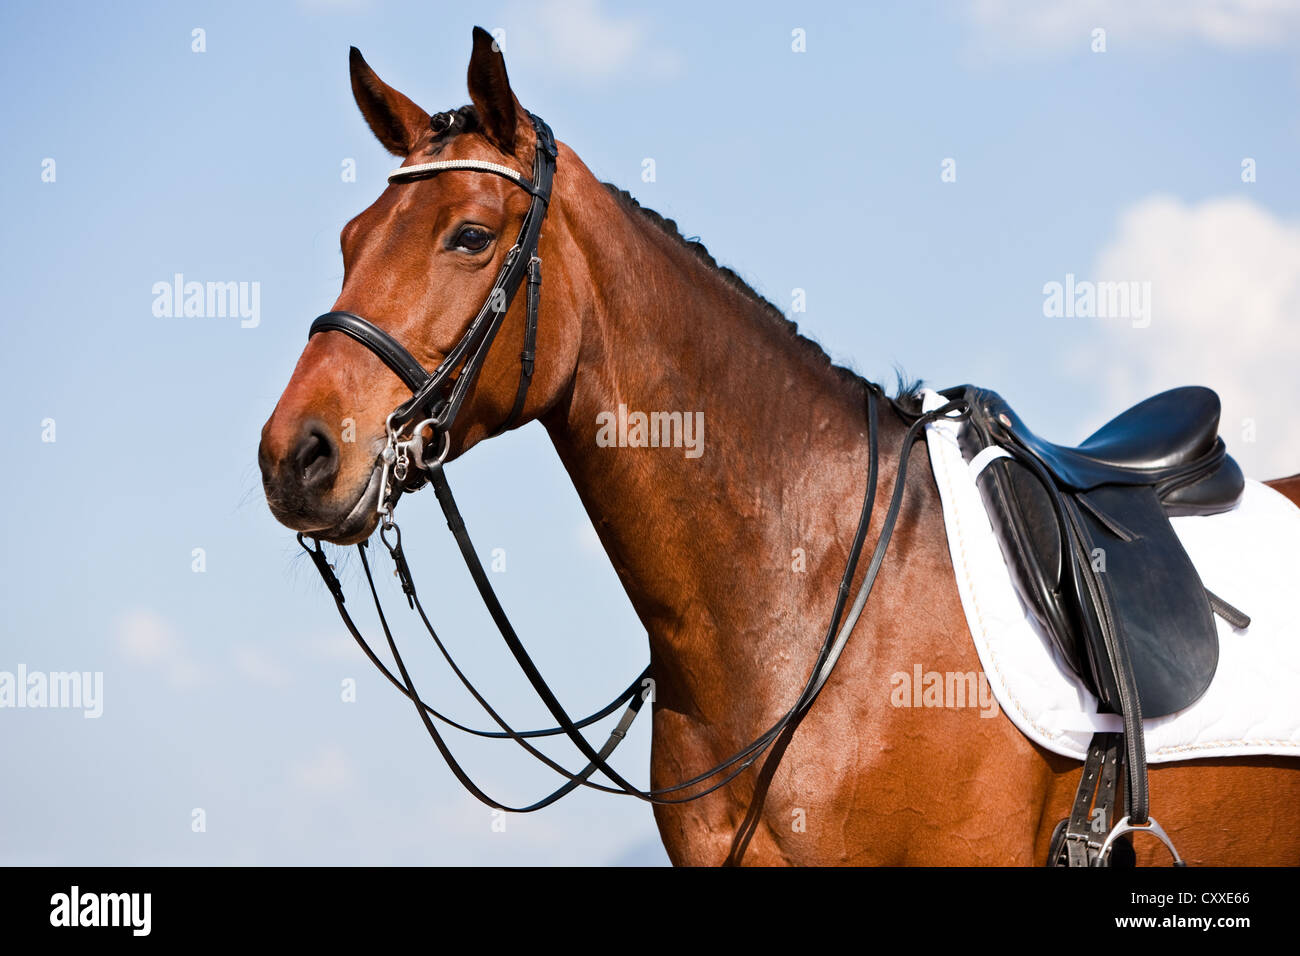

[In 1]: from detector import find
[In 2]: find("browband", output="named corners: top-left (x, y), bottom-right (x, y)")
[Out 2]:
top-left (387, 159), bottom-right (548, 199)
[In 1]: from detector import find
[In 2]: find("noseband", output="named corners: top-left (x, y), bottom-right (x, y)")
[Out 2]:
top-left (296, 110), bottom-right (972, 812)
top-left (308, 111), bottom-right (558, 522)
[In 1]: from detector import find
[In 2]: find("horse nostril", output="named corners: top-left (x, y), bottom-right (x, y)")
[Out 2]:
top-left (257, 437), bottom-right (274, 485)
top-left (294, 424), bottom-right (339, 491)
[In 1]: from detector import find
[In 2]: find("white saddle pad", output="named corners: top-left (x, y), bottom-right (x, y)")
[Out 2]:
top-left (921, 389), bottom-right (1300, 763)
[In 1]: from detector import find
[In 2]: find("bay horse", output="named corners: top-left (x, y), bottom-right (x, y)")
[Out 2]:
top-left (258, 29), bottom-right (1300, 865)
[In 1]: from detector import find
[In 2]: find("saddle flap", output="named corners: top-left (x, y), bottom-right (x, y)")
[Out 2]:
top-left (1064, 486), bottom-right (1219, 717)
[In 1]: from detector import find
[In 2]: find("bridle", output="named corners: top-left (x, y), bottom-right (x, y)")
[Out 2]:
top-left (296, 110), bottom-right (972, 811)
top-left (309, 112), bottom-right (558, 521)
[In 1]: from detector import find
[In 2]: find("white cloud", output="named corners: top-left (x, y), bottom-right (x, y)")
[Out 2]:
top-left (115, 609), bottom-right (200, 688)
top-left (1072, 194), bottom-right (1300, 479)
top-left (301, 632), bottom-right (358, 662)
top-left (232, 645), bottom-right (291, 687)
top-left (963, 0), bottom-right (1300, 54)
top-left (502, 0), bottom-right (682, 81)
top-left (288, 746), bottom-right (354, 793)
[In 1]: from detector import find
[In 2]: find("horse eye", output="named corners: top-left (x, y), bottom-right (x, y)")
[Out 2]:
top-left (452, 226), bottom-right (492, 252)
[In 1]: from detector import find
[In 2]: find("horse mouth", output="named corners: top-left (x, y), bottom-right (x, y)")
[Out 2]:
top-left (324, 465), bottom-right (385, 543)
top-left (282, 465), bottom-right (383, 546)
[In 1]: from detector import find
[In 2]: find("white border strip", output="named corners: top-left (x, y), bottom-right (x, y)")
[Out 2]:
top-left (388, 160), bottom-right (525, 184)
top-left (968, 444), bottom-right (1012, 480)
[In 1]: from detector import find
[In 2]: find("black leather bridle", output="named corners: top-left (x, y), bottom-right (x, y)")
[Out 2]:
top-left (297, 110), bottom-right (972, 812)
top-left (309, 112), bottom-right (557, 518)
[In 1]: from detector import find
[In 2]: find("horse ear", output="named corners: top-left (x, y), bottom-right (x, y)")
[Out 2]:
top-left (467, 26), bottom-right (522, 154)
top-left (349, 47), bottom-right (430, 156)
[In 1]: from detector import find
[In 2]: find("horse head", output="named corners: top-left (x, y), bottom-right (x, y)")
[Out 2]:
top-left (259, 28), bottom-right (580, 543)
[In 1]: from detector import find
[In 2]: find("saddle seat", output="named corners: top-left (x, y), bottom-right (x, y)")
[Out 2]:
top-left (951, 384), bottom-right (1245, 722)
top-left (977, 386), bottom-right (1244, 515)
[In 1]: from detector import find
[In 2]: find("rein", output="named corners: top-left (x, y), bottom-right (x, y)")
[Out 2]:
top-left (298, 111), bottom-right (972, 809)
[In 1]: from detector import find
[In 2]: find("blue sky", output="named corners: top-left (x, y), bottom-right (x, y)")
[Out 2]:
top-left (1, 0), bottom-right (1297, 865)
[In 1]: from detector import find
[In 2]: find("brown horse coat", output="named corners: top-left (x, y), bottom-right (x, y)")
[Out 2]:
top-left (259, 30), bottom-right (1300, 865)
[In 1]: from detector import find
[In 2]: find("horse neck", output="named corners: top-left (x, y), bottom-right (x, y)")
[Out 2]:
top-left (539, 162), bottom-right (905, 705)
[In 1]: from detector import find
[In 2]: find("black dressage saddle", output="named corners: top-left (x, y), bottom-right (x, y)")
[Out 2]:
top-left (940, 384), bottom-right (1249, 866)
